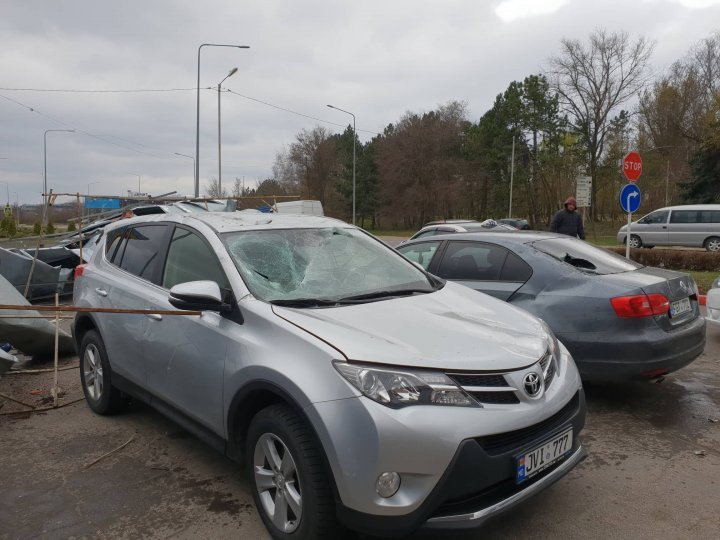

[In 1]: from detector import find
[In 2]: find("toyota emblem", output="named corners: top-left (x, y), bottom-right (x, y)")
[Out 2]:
top-left (523, 372), bottom-right (542, 397)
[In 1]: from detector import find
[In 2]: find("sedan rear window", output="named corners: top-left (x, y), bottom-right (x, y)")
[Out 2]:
top-left (531, 237), bottom-right (643, 274)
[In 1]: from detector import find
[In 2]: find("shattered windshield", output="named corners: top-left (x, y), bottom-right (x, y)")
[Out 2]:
top-left (223, 227), bottom-right (436, 303)
top-left (532, 237), bottom-right (644, 274)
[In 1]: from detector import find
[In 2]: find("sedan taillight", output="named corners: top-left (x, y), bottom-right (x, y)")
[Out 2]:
top-left (611, 294), bottom-right (670, 318)
top-left (74, 264), bottom-right (86, 279)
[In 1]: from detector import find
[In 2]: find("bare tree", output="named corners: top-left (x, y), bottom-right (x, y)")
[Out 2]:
top-left (205, 177), bottom-right (228, 198)
top-left (548, 29), bottom-right (655, 219)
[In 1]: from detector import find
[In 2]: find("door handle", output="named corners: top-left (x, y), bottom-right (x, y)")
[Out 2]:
top-left (662, 226), bottom-right (667, 229)
top-left (94, 288), bottom-right (108, 297)
top-left (145, 313), bottom-right (163, 321)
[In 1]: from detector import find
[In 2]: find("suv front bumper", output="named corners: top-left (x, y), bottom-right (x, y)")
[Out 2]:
top-left (329, 388), bottom-right (586, 537)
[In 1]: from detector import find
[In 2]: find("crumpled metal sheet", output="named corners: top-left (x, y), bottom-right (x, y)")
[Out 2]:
top-left (0, 348), bottom-right (18, 376)
top-left (0, 247), bottom-right (77, 300)
top-left (0, 274), bottom-right (75, 358)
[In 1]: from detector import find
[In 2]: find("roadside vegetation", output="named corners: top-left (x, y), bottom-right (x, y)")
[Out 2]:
top-left (209, 30), bottom-right (720, 233)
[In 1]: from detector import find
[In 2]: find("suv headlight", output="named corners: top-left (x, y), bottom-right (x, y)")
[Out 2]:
top-left (333, 361), bottom-right (479, 408)
top-left (539, 319), bottom-right (560, 387)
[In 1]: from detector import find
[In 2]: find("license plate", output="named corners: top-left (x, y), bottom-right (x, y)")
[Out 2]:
top-left (516, 428), bottom-right (573, 484)
top-left (670, 297), bottom-right (691, 318)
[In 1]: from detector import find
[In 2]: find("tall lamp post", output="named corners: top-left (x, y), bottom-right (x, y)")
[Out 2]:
top-left (195, 43), bottom-right (250, 198)
top-left (175, 152), bottom-right (196, 196)
top-left (127, 173), bottom-right (141, 194)
top-left (217, 67), bottom-right (238, 196)
top-left (44, 129), bottom-right (75, 197)
top-left (0, 158), bottom-right (7, 205)
top-left (326, 104), bottom-right (356, 225)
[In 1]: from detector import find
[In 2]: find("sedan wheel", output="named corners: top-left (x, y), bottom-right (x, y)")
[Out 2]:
top-left (254, 433), bottom-right (302, 533)
top-left (628, 235), bottom-right (642, 248)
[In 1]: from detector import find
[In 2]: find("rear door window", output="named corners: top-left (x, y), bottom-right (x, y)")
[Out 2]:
top-left (437, 242), bottom-right (508, 281)
top-left (670, 210), bottom-right (699, 224)
top-left (162, 227), bottom-right (230, 289)
top-left (116, 225), bottom-right (170, 284)
top-left (500, 251), bottom-right (533, 282)
top-left (397, 241), bottom-right (441, 270)
top-left (698, 210), bottom-right (720, 223)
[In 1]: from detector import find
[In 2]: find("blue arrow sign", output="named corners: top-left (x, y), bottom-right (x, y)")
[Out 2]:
top-left (620, 184), bottom-right (641, 213)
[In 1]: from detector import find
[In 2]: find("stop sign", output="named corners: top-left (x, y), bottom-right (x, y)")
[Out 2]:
top-left (623, 151), bottom-right (642, 182)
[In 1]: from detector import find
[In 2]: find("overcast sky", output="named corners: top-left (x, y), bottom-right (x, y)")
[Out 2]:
top-left (1, 0), bottom-right (719, 204)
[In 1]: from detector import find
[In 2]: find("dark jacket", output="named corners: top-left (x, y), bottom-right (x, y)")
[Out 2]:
top-left (550, 209), bottom-right (585, 239)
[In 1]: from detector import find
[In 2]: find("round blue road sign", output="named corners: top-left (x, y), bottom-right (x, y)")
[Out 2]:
top-left (620, 183), bottom-right (641, 213)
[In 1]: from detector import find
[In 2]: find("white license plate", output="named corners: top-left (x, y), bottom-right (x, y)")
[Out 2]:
top-left (670, 297), bottom-right (691, 318)
top-left (516, 429), bottom-right (573, 483)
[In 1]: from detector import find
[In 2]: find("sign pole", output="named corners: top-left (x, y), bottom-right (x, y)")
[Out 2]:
top-left (626, 211), bottom-right (632, 260)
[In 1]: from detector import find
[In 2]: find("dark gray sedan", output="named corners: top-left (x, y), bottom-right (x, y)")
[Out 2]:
top-left (397, 231), bottom-right (706, 382)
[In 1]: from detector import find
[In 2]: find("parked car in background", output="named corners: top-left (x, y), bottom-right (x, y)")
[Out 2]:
top-left (617, 204), bottom-right (720, 251)
top-left (499, 218), bottom-right (531, 230)
top-left (422, 219), bottom-right (479, 227)
top-left (398, 231), bottom-right (706, 381)
top-left (706, 275), bottom-right (720, 325)
top-left (403, 220), bottom-right (516, 243)
top-left (73, 213), bottom-right (586, 539)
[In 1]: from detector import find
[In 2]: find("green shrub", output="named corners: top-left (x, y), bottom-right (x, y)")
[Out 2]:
top-left (33, 222), bottom-right (41, 235)
top-left (606, 247), bottom-right (720, 272)
top-left (67, 221), bottom-right (76, 232)
top-left (46, 221), bottom-right (55, 234)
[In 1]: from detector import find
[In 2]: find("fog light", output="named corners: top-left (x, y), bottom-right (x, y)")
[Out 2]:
top-left (376, 472), bottom-right (401, 498)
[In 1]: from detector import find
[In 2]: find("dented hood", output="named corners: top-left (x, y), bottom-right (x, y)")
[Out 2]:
top-left (272, 282), bottom-right (548, 371)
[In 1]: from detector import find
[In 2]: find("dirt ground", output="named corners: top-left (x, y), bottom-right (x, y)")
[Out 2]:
top-left (1, 320), bottom-right (719, 540)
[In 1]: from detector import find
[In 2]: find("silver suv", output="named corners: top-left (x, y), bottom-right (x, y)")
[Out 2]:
top-left (72, 213), bottom-right (586, 538)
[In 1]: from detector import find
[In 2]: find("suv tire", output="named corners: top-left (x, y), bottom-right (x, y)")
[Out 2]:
top-left (79, 330), bottom-right (126, 415)
top-left (246, 404), bottom-right (342, 540)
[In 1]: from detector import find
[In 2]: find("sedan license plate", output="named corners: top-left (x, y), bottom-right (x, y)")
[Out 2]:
top-left (670, 297), bottom-right (691, 318)
top-left (516, 429), bottom-right (572, 484)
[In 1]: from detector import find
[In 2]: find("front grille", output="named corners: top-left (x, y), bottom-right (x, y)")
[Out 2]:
top-left (475, 391), bottom-right (580, 456)
top-left (447, 373), bottom-right (509, 387)
top-left (468, 391), bottom-right (520, 405)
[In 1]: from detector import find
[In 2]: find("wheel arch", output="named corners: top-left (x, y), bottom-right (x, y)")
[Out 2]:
top-left (226, 380), bottom-right (341, 502)
top-left (72, 313), bottom-right (100, 351)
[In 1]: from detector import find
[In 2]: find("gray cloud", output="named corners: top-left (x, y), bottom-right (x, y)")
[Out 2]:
top-left (1, 0), bottom-right (718, 204)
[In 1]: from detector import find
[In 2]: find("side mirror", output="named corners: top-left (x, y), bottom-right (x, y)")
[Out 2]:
top-left (169, 280), bottom-right (229, 312)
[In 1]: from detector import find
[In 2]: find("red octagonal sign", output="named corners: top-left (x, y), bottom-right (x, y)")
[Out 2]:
top-left (623, 151), bottom-right (642, 182)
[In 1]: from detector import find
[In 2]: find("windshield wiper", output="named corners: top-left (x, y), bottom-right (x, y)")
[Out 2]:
top-left (336, 288), bottom-right (433, 303)
top-left (270, 298), bottom-right (340, 308)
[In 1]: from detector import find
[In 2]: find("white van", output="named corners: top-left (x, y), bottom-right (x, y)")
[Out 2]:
top-left (275, 200), bottom-right (324, 216)
top-left (617, 204), bottom-right (720, 252)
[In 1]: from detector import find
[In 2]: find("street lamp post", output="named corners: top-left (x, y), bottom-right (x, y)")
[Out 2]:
top-left (127, 173), bottom-right (141, 194)
top-left (175, 152), bottom-right (196, 196)
top-left (217, 67), bottom-right (238, 196)
top-left (195, 44), bottom-right (250, 198)
top-left (43, 129), bottom-right (75, 197)
top-left (327, 104), bottom-right (356, 225)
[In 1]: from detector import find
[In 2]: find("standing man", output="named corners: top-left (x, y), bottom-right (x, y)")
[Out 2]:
top-left (550, 197), bottom-right (586, 239)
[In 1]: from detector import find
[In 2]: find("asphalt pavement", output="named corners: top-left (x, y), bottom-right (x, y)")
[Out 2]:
top-left (1, 322), bottom-right (719, 540)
